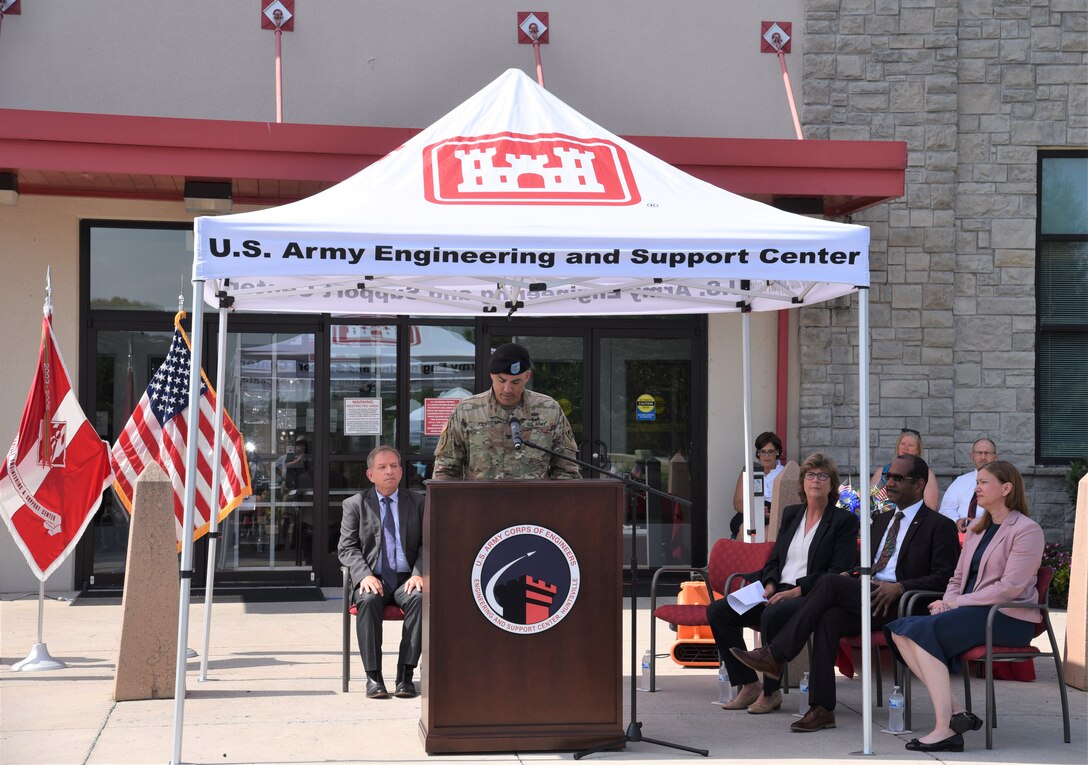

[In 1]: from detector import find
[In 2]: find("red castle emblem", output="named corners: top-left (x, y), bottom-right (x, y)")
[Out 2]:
top-left (423, 132), bottom-right (640, 205)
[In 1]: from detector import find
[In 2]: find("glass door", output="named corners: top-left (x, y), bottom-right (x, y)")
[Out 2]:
top-left (85, 326), bottom-right (176, 587)
top-left (480, 330), bottom-right (588, 468)
top-left (322, 323), bottom-right (400, 576)
top-left (598, 335), bottom-right (693, 567)
top-left (477, 322), bottom-right (700, 570)
top-left (218, 329), bottom-right (317, 577)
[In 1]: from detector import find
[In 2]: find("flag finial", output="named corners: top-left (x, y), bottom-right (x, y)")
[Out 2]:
top-left (43, 267), bottom-right (53, 318)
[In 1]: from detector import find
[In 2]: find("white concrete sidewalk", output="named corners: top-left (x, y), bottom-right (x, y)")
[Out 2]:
top-left (1, 592), bottom-right (1084, 764)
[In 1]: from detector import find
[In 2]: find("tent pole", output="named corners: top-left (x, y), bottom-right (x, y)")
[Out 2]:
top-left (171, 280), bottom-right (205, 765)
top-left (857, 286), bottom-right (873, 754)
top-left (741, 309), bottom-right (756, 543)
top-left (199, 295), bottom-right (230, 683)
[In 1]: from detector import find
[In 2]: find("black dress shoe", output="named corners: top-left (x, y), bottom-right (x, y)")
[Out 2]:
top-left (905, 733), bottom-right (964, 752)
top-left (950, 711), bottom-right (983, 734)
top-left (393, 664), bottom-right (416, 698)
top-left (365, 677), bottom-right (390, 699)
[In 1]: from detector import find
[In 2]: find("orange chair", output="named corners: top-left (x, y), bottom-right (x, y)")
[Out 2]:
top-left (647, 539), bottom-right (774, 692)
top-left (901, 566), bottom-right (1070, 749)
top-left (341, 566), bottom-right (404, 693)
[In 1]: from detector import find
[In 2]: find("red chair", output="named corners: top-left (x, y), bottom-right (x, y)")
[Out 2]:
top-left (341, 566), bottom-right (404, 693)
top-left (647, 539), bottom-right (774, 692)
top-left (838, 630), bottom-right (893, 707)
top-left (900, 566), bottom-right (1070, 749)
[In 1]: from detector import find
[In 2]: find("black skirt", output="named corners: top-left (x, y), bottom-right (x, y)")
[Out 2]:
top-left (884, 606), bottom-right (1037, 674)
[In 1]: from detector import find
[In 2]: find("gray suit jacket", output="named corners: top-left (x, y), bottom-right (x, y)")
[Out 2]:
top-left (337, 487), bottom-right (424, 589)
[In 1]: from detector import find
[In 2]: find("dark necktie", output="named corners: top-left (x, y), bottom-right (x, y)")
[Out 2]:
top-left (966, 493), bottom-right (978, 520)
top-left (380, 496), bottom-right (398, 595)
top-left (872, 511), bottom-right (904, 574)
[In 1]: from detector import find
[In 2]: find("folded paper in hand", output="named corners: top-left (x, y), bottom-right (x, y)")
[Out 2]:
top-left (726, 581), bottom-right (768, 615)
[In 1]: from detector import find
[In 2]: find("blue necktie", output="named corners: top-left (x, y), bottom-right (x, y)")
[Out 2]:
top-left (380, 496), bottom-right (398, 595)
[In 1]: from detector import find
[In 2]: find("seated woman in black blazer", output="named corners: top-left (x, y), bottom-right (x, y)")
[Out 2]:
top-left (707, 453), bottom-right (860, 713)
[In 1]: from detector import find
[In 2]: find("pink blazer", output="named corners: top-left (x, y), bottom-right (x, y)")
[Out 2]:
top-left (944, 511), bottom-right (1045, 623)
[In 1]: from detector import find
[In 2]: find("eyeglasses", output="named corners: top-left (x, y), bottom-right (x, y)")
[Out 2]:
top-left (900, 428), bottom-right (921, 437)
top-left (804, 472), bottom-right (831, 482)
top-left (757, 449), bottom-right (779, 457)
top-left (972, 450), bottom-right (996, 456)
top-left (885, 472), bottom-right (918, 483)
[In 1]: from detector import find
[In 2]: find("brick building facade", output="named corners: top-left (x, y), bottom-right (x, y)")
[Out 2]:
top-left (799, 0), bottom-right (1085, 540)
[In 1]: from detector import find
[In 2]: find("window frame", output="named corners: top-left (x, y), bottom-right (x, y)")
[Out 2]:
top-left (1035, 149), bottom-right (1088, 464)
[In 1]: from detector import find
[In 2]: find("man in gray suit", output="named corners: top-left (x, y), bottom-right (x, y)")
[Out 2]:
top-left (338, 445), bottom-right (424, 699)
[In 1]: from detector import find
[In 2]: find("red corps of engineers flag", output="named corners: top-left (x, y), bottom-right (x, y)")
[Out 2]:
top-left (110, 312), bottom-right (252, 549)
top-left (0, 312), bottom-right (114, 580)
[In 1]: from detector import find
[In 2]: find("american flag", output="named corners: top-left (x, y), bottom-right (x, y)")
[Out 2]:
top-left (111, 312), bottom-right (251, 547)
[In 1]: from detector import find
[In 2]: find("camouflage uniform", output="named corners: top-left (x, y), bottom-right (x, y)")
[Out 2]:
top-left (432, 389), bottom-right (580, 480)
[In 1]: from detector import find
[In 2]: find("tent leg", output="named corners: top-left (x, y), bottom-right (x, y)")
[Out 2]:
top-left (199, 296), bottom-right (232, 683)
top-left (740, 309), bottom-right (757, 543)
top-left (171, 280), bottom-right (205, 765)
top-left (857, 287), bottom-right (873, 755)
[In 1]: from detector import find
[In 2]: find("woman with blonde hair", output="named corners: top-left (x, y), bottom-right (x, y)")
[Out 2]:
top-left (871, 428), bottom-right (939, 509)
top-left (883, 460), bottom-right (1044, 751)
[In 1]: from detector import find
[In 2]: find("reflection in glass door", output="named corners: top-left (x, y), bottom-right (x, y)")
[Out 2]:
top-left (487, 333), bottom-right (585, 460)
top-left (89, 328), bottom-right (176, 584)
top-left (599, 337), bottom-right (692, 568)
top-left (219, 331), bottom-right (316, 572)
top-left (324, 324), bottom-right (399, 575)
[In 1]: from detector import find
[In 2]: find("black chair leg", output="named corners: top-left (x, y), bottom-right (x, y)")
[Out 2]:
top-left (874, 644), bottom-right (883, 707)
top-left (342, 569), bottom-right (351, 693)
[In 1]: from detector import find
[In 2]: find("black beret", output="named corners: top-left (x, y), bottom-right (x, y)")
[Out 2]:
top-left (488, 343), bottom-right (532, 375)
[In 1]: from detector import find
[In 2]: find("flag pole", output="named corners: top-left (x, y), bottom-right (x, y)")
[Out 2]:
top-left (12, 272), bottom-right (66, 672)
top-left (198, 288), bottom-right (231, 682)
top-left (171, 285), bottom-right (205, 765)
top-left (11, 578), bottom-right (66, 671)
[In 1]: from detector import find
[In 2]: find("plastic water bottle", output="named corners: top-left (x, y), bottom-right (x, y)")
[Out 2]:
top-left (717, 662), bottom-right (735, 704)
top-left (798, 671), bottom-right (810, 714)
top-left (888, 685), bottom-right (906, 732)
top-left (639, 650), bottom-right (651, 691)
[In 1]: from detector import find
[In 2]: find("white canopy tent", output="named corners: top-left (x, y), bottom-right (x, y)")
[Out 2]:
top-left (175, 69), bottom-right (875, 763)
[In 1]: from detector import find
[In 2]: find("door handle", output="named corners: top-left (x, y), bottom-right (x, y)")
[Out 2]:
top-left (593, 440), bottom-right (611, 471)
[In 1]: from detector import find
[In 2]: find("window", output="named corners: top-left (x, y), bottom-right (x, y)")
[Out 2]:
top-left (1037, 152), bottom-right (1088, 462)
top-left (88, 224), bottom-right (194, 311)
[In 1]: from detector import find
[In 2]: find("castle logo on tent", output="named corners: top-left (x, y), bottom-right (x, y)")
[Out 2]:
top-left (424, 132), bottom-right (640, 205)
top-left (470, 525), bottom-right (580, 634)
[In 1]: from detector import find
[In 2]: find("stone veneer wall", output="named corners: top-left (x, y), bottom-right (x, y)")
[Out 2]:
top-left (798, 0), bottom-right (1086, 541)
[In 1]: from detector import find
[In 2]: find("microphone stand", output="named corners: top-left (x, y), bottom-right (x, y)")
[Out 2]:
top-left (514, 434), bottom-right (709, 759)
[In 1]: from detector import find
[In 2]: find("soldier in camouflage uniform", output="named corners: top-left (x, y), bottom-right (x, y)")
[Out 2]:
top-left (432, 343), bottom-right (580, 480)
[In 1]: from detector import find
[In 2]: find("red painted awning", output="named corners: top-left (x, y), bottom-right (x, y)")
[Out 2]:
top-left (0, 109), bottom-right (905, 217)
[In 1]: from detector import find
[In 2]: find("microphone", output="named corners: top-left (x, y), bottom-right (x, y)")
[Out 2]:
top-left (509, 417), bottom-right (524, 450)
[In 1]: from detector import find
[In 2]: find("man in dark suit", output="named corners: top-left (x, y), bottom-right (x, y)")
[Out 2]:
top-left (732, 454), bottom-right (958, 732)
top-left (338, 445), bottom-right (424, 699)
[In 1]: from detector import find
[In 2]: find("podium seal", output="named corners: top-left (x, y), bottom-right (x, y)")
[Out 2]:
top-left (471, 525), bottom-right (580, 634)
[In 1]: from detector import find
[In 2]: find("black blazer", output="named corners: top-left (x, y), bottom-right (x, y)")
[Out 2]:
top-left (864, 503), bottom-right (959, 594)
top-left (337, 487), bottom-right (425, 588)
top-left (760, 500), bottom-right (860, 595)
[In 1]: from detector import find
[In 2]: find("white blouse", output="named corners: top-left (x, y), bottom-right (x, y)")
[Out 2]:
top-left (778, 514), bottom-right (819, 586)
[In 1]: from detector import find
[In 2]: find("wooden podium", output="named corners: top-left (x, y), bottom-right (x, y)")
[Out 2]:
top-left (420, 479), bottom-right (624, 754)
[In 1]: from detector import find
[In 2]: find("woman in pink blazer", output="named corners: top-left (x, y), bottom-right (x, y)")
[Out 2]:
top-left (884, 460), bottom-right (1044, 752)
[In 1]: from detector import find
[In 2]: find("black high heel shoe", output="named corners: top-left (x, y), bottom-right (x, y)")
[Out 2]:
top-left (905, 733), bottom-right (964, 752)
top-left (950, 711), bottom-right (983, 734)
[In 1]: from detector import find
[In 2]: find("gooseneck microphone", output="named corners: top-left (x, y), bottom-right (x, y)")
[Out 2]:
top-left (509, 417), bottom-right (524, 450)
